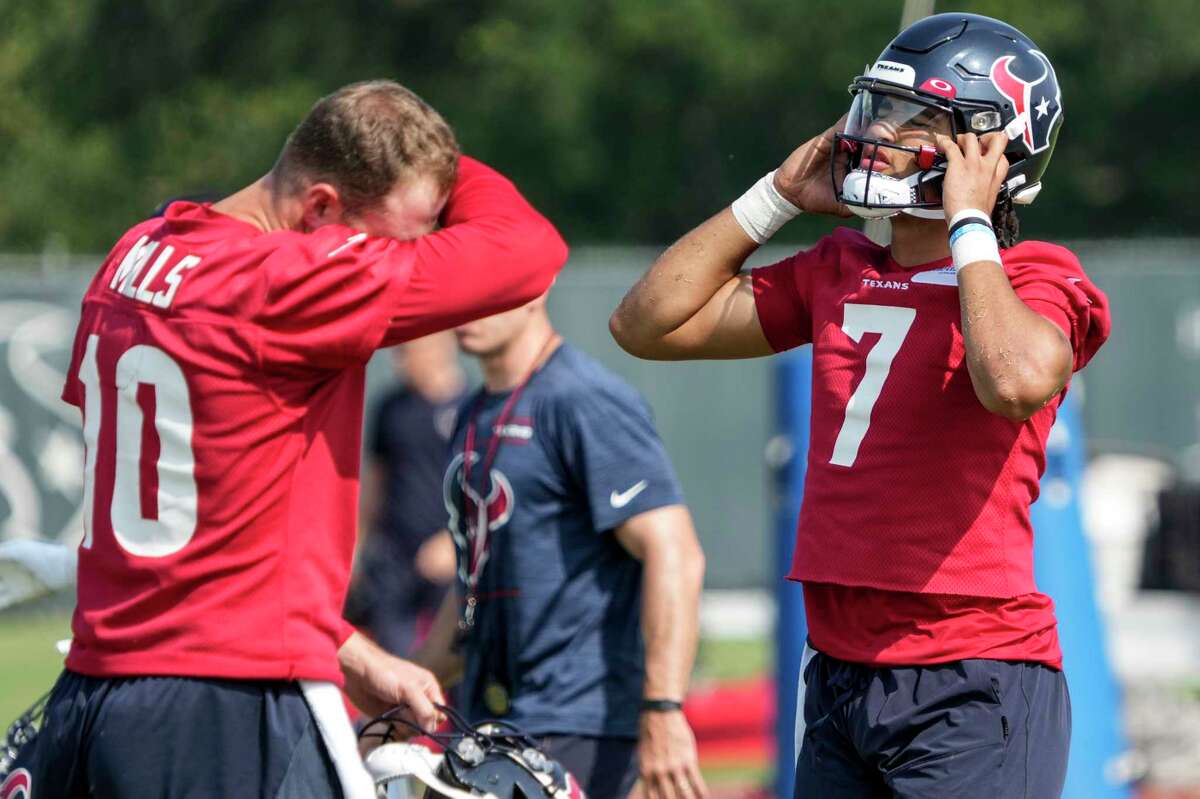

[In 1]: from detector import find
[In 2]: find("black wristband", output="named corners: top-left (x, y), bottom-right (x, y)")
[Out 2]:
top-left (640, 698), bottom-right (684, 713)
top-left (947, 211), bottom-right (994, 240)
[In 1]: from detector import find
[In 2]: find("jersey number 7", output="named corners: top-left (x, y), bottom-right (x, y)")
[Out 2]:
top-left (829, 304), bottom-right (916, 468)
top-left (77, 335), bottom-right (198, 557)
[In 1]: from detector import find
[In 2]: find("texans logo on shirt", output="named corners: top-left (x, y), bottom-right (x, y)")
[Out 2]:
top-left (443, 451), bottom-right (515, 581)
top-left (0, 769), bottom-right (32, 799)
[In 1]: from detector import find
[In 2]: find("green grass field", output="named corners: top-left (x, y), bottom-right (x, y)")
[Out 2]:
top-left (0, 612), bottom-right (769, 718)
top-left (0, 611), bottom-right (71, 722)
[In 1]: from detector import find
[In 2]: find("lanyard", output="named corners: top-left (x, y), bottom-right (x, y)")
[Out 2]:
top-left (458, 334), bottom-right (560, 636)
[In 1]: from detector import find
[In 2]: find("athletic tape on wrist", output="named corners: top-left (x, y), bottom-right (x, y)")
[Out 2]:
top-left (947, 208), bottom-right (1000, 272)
top-left (731, 170), bottom-right (801, 244)
top-left (951, 227), bottom-right (1001, 272)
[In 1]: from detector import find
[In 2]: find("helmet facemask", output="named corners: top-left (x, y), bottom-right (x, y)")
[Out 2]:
top-left (834, 84), bottom-right (963, 220)
top-left (834, 13), bottom-right (1065, 229)
top-left (361, 705), bottom-right (585, 799)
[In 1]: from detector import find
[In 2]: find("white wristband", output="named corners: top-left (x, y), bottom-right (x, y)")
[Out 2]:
top-left (948, 207), bottom-right (1001, 272)
top-left (731, 170), bottom-right (801, 244)
top-left (950, 228), bottom-right (1001, 272)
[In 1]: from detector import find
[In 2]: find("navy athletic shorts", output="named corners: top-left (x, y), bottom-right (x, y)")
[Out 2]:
top-left (539, 735), bottom-right (639, 799)
top-left (795, 648), bottom-right (1071, 799)
top-left (10, 669), bottom-right (347, 798)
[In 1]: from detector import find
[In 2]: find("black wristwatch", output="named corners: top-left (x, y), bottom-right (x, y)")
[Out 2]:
top-left (640, 698), bottom-right (684, 713)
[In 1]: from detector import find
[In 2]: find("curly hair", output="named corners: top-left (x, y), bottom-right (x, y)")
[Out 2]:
top-left (991, 194), bottom-right (1020, 249)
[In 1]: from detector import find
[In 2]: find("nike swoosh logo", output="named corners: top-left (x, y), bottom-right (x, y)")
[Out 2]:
top-left (610, 480), bottom-right (649, 508)
top-left (327, 232), bottom-right (367, 258)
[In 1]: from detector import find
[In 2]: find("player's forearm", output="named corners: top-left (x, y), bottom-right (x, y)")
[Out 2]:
top-left (639, 530), bottom-right (705, 700)
top-left (337, 630), bottom-right (378, 680)
top-left (439, 158), bottom-right (569, 290)
top-left (610, 208), bottom-right (758, 358)
top-left (387, 157), bottom-right (569, 342)
top-left (411, 586), bottom-right (465, 687)
top-left (958, 262), bottom-right (1072, 420)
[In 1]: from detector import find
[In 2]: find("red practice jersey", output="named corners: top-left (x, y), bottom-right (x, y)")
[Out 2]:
top-left (752, 228), bottom-right (1110, 667)
top-left (61, 157), bottom-right (567, 683)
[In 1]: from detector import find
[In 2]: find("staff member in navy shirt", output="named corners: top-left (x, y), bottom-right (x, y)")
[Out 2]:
top-left (415, 292), bottom-right (709, 799)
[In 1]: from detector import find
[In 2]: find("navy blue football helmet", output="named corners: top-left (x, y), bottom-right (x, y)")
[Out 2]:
top-left (834, 13), bottom-right (1063, 219)
top-left (362, 705), bottom-right (585, 799)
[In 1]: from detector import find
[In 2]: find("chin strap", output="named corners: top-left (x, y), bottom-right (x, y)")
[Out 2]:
top-left (842, 168), bottom-right (951, 221)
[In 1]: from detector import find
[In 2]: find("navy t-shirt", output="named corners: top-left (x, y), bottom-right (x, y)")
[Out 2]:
top-left (369, 386), bottom-right (464, 557)
top-left (443, 343), bottom-right (684, 737)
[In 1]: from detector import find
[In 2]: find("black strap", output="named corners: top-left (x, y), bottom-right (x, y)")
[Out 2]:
top-left (947, 212), bottom-right (994, 239)
top-left (639, 698), bottom-right (684, 713)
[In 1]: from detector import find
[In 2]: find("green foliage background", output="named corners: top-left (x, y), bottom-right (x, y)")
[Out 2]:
top-left (2, 0), bottom-right (1195, 252)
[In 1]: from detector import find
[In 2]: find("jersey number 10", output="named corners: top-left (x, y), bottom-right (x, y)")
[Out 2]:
top-left (77, 335), bottom-right (198, 557)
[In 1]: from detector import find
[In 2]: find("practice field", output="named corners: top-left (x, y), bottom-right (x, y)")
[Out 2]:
top-left (0, 612), bottom-right (771, 715)
top-left (0, 611), bottom-right (70, 723)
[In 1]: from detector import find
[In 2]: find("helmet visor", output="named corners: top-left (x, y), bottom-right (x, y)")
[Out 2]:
top-left (834, 88), bottom-right (953, 215)
top-left (846, 89), bottom-right (953, 144)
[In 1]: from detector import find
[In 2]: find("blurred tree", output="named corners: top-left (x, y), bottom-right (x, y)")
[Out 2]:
top-left (0, 0), bottom-right (1195, 253)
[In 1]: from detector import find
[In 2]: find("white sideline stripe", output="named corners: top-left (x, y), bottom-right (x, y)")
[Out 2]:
top-left (300, 680), bottom-right (376, 799)
top-left (699, 589), bottom-right (773, 639)
top-left (794, 643), bottom-right (818, 765)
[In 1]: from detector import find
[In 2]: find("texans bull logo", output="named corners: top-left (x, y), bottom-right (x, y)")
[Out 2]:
top-left (443, 451), bottom-right (515, 582)
top-left (989, 50), bottom-right (1061, 155)
top-left (0, 769), bottom-right (32, 799)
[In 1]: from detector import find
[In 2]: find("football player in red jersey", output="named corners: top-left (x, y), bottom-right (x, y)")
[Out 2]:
top-left (611, 14), bottom-right (1109, 799)
top-left (11, 81), bottom-right (567, 798)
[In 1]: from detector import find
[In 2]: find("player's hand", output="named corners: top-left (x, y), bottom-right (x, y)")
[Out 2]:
top-left (935, 132), bottom-right (1009, 222)
top-left (339, 631), bottom-right (444, 732)
top-left (633, 710), bottom-right (709, 799)
top-left (773, 117), bottom-right (852, 218)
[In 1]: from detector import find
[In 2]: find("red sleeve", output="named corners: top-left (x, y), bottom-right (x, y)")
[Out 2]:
top-left (62, 309), bottom-right (89, 408)
top-left (1005, 241), bottom-right (1111, 371)
top-left (379, 156), bottom-right (568, 345)
top-left (750, 244), bottom-right (821, 352)
top-left (255, 231), bottom-right (412, 371)
top-left (254, 157), bottom-right (568, 372)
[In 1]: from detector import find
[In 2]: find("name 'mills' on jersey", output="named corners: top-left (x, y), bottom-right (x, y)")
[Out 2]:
top-left (60, 157), bottom-right (567, 684)
top-left (752, 228), bottom-right (1110, 600)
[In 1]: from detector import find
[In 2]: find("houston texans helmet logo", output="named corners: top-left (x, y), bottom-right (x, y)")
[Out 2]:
top-left (989, 50), bottom-right (1061, 155)
top-left (443, 452), bottom-right (515, 581)
top-left (0, 769), bottom-right (32, 799)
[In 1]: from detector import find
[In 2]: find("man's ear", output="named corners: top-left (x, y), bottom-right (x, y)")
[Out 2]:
top-left (299, 183), bottom-right (345, 232)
